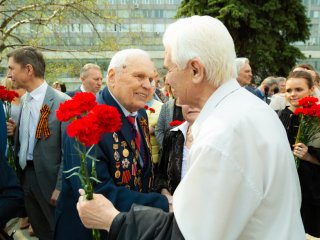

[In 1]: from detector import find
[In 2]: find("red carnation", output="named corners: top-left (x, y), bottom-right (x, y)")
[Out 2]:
top-left (89, 104), bottom-right (122, 133)
top-left (298, 96), bottom-right (318, 108)
top-left (0, 86), bottom-right (19, 102)
top-left (169, 120), bottom-right (185, 127)
top-left (67, 116), bottom-right (102, 146)
top-left (73, 92), bottom-right (97, 113)
top-left (149, 107), bottom-right (155, 113)
top-left (144, 105), bottom-right (149, 110)
top-left (56, 99), bottom-right (83, 122)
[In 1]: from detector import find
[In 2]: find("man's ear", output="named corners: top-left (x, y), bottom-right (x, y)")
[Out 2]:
top-left (25, 64), bottom-right (34, 76)
top-left (108, 69), bottom-right (116, 87)
top-left (189, 59), bottom-right (205, 84)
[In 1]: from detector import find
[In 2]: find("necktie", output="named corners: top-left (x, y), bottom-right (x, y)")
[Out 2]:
top-left (19, 94), bottom-right (32, 169)
top-left (127, 116), bottom-right (141, 152)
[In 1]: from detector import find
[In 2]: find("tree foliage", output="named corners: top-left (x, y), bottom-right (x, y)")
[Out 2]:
top-left (177, 0), bottom-right (310, 80)
top-left (0, 0), bottom-right (117, 59)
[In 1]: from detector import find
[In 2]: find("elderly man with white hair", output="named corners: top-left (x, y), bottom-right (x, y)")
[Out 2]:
top-left (55, 49), bottom-right (169, 240)
top-left (77, 16), bottom-right (305, 240)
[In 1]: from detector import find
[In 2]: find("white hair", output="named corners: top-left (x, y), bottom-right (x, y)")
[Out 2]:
top-left (107, 49), bottom-right (150, 72)
top-left (163, 15), bottom-right (237, 88)
top-left (235, 57), bottom-right (250, 75)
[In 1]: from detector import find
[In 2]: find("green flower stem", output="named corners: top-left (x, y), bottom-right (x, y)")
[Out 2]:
top-left (7, 136), bottom-right (16, 171)
top-left (78, 143), bottom-right (100, 240)
top-left (294, 115), bottom-right (304, 168)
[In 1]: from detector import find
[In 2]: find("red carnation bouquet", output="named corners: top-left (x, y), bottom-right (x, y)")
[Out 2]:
top-left (294, 96), bottom-right (320, 167)
top-left (56, 92), bottom-right (121, 240)
top-left (0, 86), bottom-right (19, 170)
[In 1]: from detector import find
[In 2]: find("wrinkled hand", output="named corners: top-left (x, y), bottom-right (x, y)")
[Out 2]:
top-left (7, 118), bottom-right (16, 136)
top-left (50, 189), bottom-right (60, 206)
top-left (77, 189), bottom-right (120, 231)
top-left (293, 143), bottom-right (309, 160)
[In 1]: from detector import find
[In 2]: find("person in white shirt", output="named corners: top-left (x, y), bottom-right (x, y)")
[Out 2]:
top-left (76, 16), bottom-right (305, 240)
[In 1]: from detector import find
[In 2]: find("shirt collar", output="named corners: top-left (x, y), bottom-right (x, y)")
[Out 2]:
top-left (80, 84), bottom-right (86, 92)
top-left (29, 81), bottom-right (48, 101)
top-left (193, 79), bottom-right (240, 138)
top-left (109, 89), bottom-right (138, 117)
top-left (171, 121), bottom-right (189, 140)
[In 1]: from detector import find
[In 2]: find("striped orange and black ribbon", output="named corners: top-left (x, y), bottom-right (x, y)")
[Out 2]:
top-left (35, 104), bottom-right (51, 139)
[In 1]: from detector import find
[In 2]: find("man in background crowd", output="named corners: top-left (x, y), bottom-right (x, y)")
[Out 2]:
top-left (66, 63), bottom-right (103, 97)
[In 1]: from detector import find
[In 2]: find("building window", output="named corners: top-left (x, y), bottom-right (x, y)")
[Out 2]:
top-left (118, 10), bottom-right (130, 18)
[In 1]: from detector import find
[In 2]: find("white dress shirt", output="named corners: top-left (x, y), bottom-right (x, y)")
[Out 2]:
top-left (173, 79), bottom-right (305, 239)
top-left (19, 82), bottom-right (48, 161)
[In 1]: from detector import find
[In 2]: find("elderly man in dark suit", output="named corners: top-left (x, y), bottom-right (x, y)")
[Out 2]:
top-left (66, 63), bottom-right (103, 97)
top-left (55, 49), bottom-right (169, 240)
top-left (0, 100), bottom-right (24, 231)
top-left (6, 47), bottom-right (69, 240)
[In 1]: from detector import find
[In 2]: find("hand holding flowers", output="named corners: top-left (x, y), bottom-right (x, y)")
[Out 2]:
top-left (0, 86), bottom-right (19, 170)
top-left (56, 92), bottom-right (121, 239)
top-left (293, 96), bottom-right (320, 167)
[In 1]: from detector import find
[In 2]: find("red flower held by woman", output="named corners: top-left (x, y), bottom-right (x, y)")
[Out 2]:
top-left (293, 96), bottom-right (320, 167)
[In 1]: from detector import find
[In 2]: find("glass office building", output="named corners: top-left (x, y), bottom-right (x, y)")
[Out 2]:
top-left (295, 0), bottom-right (320, 71)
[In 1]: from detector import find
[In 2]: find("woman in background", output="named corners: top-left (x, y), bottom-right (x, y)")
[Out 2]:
top-left (154, 105), bottom-right (200, 198)
top-left (278, 70), bottom-right (320, 237)
top-left (155, 86), bottom-right (184, 147)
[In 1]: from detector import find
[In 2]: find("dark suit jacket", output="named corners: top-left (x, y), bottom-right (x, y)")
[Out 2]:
top-left (55, 87), bottom-right (168, 240)
top-left (66, 87), bottom-right (82, 97)
top-left (0, 100), bottom-right (24, 226)
top-left (14, 86), bottom-right (70, 202)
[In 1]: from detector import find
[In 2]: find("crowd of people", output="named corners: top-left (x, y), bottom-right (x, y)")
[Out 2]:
top-left (0, 15), bottom-right (320, 240)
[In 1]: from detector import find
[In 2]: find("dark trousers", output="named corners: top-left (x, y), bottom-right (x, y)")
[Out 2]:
top-left (301, 202), bottom-right (320, 237)
top-left (22, 164), bottom-right (55, 240)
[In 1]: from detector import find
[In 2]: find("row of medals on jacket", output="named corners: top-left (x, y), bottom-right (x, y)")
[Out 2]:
top-left (113, 132), bottom-right (142, 189)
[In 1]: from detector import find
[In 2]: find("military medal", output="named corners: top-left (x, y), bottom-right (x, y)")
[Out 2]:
top-left (115, 170), bottom-right (121, 179)
top-left (132, 161), bottom-right (137, 176)
top-left (131, 140), bottom-right (136, 149)
top-left (113, 144), bottom-right (120, 161)
top-left (121, 141), bottom-right (129, 158)
top-left (113, 132), bottom-right (119, 143)
top-left (115, 162), bottom-right (121, 179)
top-left (122, 170), bottom-right (131, 184)
top-left (122, 158), bottom-right (130, 169)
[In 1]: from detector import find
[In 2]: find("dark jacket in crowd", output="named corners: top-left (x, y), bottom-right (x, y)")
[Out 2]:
top-left (278, 106), bottom-right (320, 237)
top-left (153, 129), bottom-right (184, 194)
top-left (0, 100), bottom-right (24, 226)
top-left (108, 204), bottom-right (184, 240)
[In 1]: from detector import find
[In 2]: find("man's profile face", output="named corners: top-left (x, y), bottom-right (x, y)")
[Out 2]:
top-left (81, 68), bottom-right (103, 94)
top-left (110, 56), bottom-right (155, 112)
top-left (7, 57), bottom-right (29, 89)
top-left (164, 48), bottom-right (192, 105)
top-left (237, 63), bottom-right (252, 87)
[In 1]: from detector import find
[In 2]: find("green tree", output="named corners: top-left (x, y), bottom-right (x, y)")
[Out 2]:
top-left (0, 0), bottom-right (120, 79)
top-left (177, 0), bottom-right (310, 80)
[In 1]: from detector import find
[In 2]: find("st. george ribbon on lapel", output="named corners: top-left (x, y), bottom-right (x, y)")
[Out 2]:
top-left (35, 104), bottom-right (51, 139)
